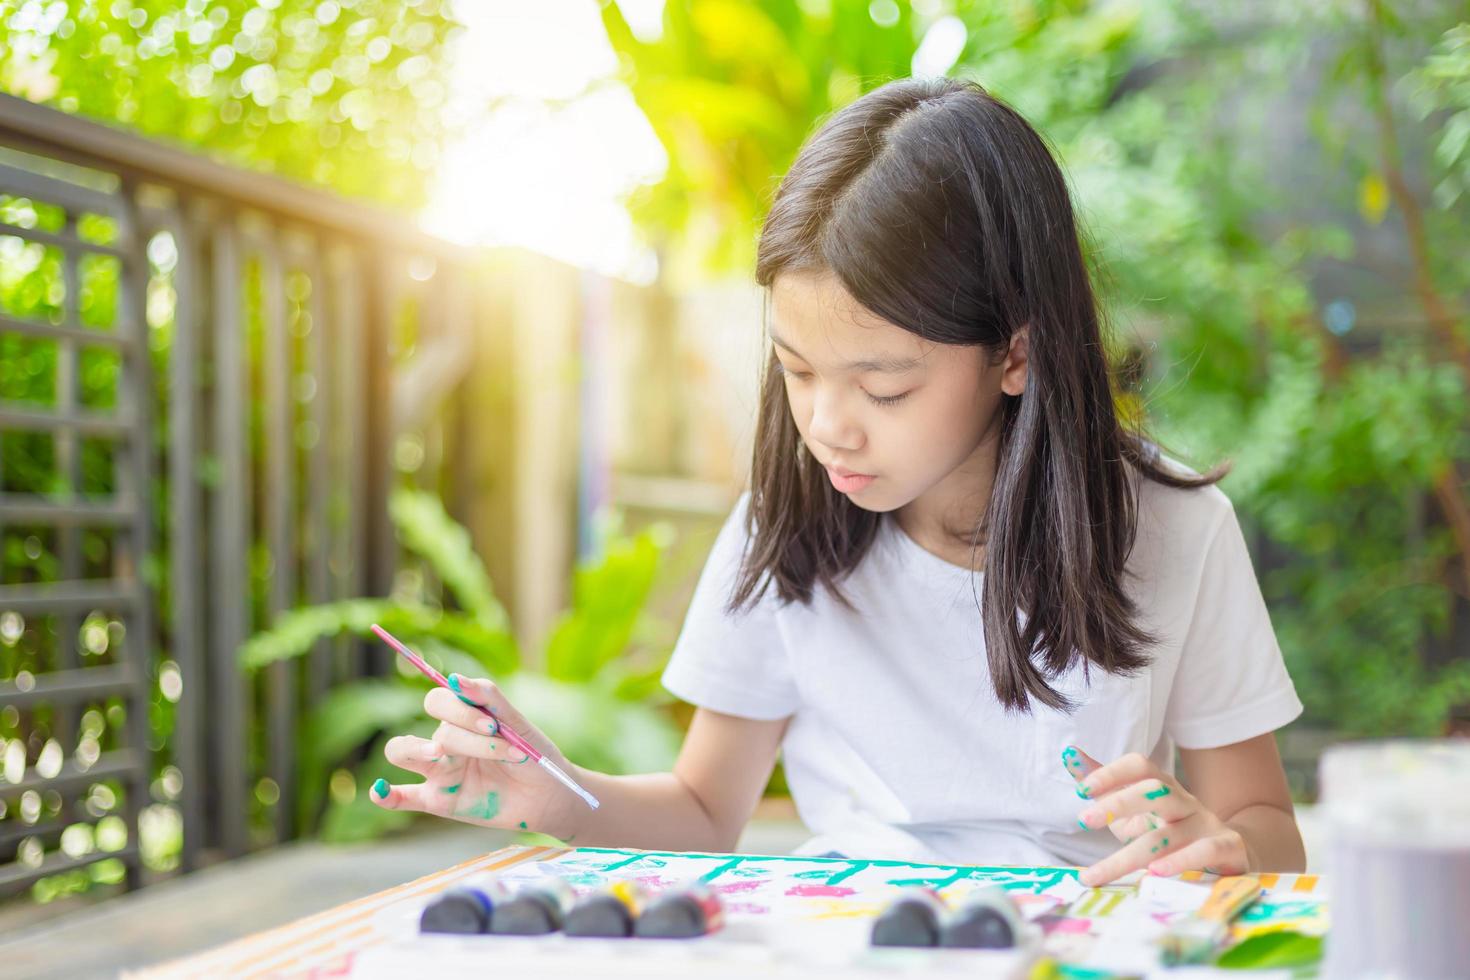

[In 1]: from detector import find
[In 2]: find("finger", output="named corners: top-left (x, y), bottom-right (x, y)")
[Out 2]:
top-left (1060, 744), bottom-right (1102, 794)
top-left (447, 674), bottom-right (535, 733)
top-left (425, 687), bottom-right (501, 737)
top-left (1145, 827), bottom-right (1249, 878)
top-left (369, 778), bottom-right (439, 813)
top-left (1080, 825), bottom-right (1184, 887)
top-left (383, 735), bottom-right (444, 777)
top-left (1075, 751), bottom-right (1160, 801)
top-left (1112, 811), bottom-right (1163, 843)
top-left (433, 721), bottom-right (530, 764)
top-left (1078, 778), bottom-right (1193, 830)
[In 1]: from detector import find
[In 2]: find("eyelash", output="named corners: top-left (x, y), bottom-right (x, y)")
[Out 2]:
top-left (775, 363), bottom-right (910, 407)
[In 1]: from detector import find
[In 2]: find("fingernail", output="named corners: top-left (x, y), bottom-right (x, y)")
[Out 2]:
top-left (1076, 781), bottom-right (1092, 800)
top-left (1077, 818), bottom-right (1089, 831)
top-left (1078, 809), bottom-right (1101, 827)
top-left (481, 715), bottom-right (499, 736)
top-left (371, 778), bottom-right (389, 800)
top-left (448, 673), bottom-right (480, 707)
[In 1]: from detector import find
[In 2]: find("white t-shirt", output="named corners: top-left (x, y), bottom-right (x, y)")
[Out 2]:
top-left (661, 474), bottom-right (1303, 867)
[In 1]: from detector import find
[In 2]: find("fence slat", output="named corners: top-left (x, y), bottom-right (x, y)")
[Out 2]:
top-left (0, 405), bottom-right (132, 437)
top-left (331, 246), bottom-right (367, 680)
top-left (52, 208), bottom-right (83, 852)
top-left (0, 663), bottom-right (140, 708)
top-left (0, 313), bottom-right (136, 348)
top-left (298, 238), bottom-right (333, 700)
top-left (0, 219), bottom-right (128, 258)
top-left (116, 180), bottom-right (153, 890)
top-left (168, 201), bottom-right (206, 873)
top-left (362, 249), bottom-right (397, 674)
top-left (260, 229), bottom-right (296, 843)
top-left (208, 214), bottom-right (250, 859)
top-left (0, 161), bottom-right (123, 217)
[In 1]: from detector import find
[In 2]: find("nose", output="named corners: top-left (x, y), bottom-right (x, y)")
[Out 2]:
top-left (807, 385), bottom-right (863, 454)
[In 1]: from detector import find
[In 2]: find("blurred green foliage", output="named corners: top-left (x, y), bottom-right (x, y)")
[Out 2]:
top-left (0, 0), bottom-right (457, 205)
top-left (604, 0), bottom-right (1470, 737)
top-left (241, 489), bottom-right (682, 843)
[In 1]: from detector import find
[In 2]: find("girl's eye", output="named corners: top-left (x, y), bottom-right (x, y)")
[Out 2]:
top-left (775, 362), bottom-right (811, 381)
top-left (866, 390), bottom-right (911, 407)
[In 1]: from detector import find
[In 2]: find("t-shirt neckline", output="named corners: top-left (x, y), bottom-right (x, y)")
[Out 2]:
top-left (884, 514), bottom-right (985, 579)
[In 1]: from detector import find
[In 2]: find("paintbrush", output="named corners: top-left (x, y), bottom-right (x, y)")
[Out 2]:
top-left (370, 623), bottom-right (600, 810)
top-left (1159, 873), bottom-right (1261, 966)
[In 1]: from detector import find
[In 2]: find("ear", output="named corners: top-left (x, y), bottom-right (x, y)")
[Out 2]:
top-left (1000, 325), bottom-right (1029, 397)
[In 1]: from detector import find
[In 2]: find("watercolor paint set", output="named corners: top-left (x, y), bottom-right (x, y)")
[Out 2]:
top-left (420, 876), bottom-right (725, 939)
top-left (345, 846), bottom-right (1328, 978)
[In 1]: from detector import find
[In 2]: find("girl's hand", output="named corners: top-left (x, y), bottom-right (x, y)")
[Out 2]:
top-left (1062, 745), bottom-right (1253, 886)
top-left (371, 674), bottom-right (584, 841)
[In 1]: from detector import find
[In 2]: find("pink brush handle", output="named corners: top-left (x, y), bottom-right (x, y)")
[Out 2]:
top-left (368, 624), bottom-right (543, 763)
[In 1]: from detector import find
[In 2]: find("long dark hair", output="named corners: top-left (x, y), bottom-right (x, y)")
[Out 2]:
top-left (731, 76), bottom-right (1221, 713)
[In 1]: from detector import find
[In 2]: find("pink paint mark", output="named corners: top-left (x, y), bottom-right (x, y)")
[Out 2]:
top-left (1044, 916), bottom-right (1092, 935)
top-left (713, 880), bottom-right (767, 895)
top-left (726, 902), bottom-right (771, 915)
top-left (785, 884), bottom-right (857, 898)
top-left (634, 873), bottom-right (681, 892)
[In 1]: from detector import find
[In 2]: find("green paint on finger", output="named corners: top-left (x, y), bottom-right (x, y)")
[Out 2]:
top-left (518, 821), bottom-right (528, 830)
top-left (461, 790), bottom-right (501, 821)
top-left (371, 778), bottom-right (389, 800)
top-left (447, 673), bottom-right (481, 708)
top-left (1144, 784), bottom-right (1172, 800)
top-left (442, 783), bottom-right (461, 795)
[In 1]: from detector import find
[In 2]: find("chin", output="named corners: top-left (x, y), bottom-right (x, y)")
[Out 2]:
top-left (841, 485), bottom-right (909, 514)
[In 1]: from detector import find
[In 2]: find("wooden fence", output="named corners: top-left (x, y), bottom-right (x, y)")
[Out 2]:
top-left (0, 92), bottom-right (480, 892)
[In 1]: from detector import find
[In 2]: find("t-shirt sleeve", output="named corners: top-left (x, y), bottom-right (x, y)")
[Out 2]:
top-left (660, 493), bottom-right (800, 720)
top-left (1163, 499), bottom-right (1304, 750)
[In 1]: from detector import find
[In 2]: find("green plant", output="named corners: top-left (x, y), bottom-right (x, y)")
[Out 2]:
top-left (240, 489), bottom-right (683, 842)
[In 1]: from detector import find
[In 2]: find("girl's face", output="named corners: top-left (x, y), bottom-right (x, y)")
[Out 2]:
top-left (769, 270), bottom-right (1026, 518)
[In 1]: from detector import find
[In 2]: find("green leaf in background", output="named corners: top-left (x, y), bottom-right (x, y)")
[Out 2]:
top-left (1216, 931), bottom-right (1324, 971)
top-left (390, 489), bottom-right (510, 632)
top-left (240, 601), bottom-right (518, 677)
top-left (297, 680), bottom-right (429, 832)
top-left (544, 529), bottom-right (662, 683)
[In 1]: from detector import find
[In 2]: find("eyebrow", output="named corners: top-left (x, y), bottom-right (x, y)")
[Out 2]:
top-left (769, 330), bottom-right (924, 374)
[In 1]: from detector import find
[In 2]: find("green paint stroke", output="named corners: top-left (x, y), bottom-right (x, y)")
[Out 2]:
top-left (371, 778), bottom-right (389, 800)
top-left (442, 783), bottom-right (461, 795)
top-left (1144, 784), bottom-right (1171, 800)
top-left (461, 790), bottom-right (501, 821)
top-left (518, 821), bottom-right (528, 830)
top-left (447, 673), bottom-right (481, 708)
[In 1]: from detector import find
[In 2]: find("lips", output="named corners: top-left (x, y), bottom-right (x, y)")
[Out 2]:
top-left (825, 465), bottom-right (876, 494)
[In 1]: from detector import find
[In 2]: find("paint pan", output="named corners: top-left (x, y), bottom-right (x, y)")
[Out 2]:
top-left (565, 880), bottom-right (647, 938)
top-left (419, 880), bottom-right (509, 935)
top-left (633, 882), bottom-right (725, 938)
top-left (939, 886), bottom-right (1024, 949)
top-left (870, 887), bottom-right (947, 947)
top-left (489, 878), bottom-right (576, 936)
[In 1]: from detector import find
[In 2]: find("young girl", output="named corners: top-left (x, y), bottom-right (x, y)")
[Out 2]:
top-left (370, 76), bottom-right (1307, 886)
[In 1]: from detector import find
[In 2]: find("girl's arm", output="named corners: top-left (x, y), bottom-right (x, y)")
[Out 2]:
top-left (1065, 733), bottom-right (1305, 885)
top-left (562, 708), bottom-right (788, 852)
top-left (1176, 733), bottom-right (1305, 873)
